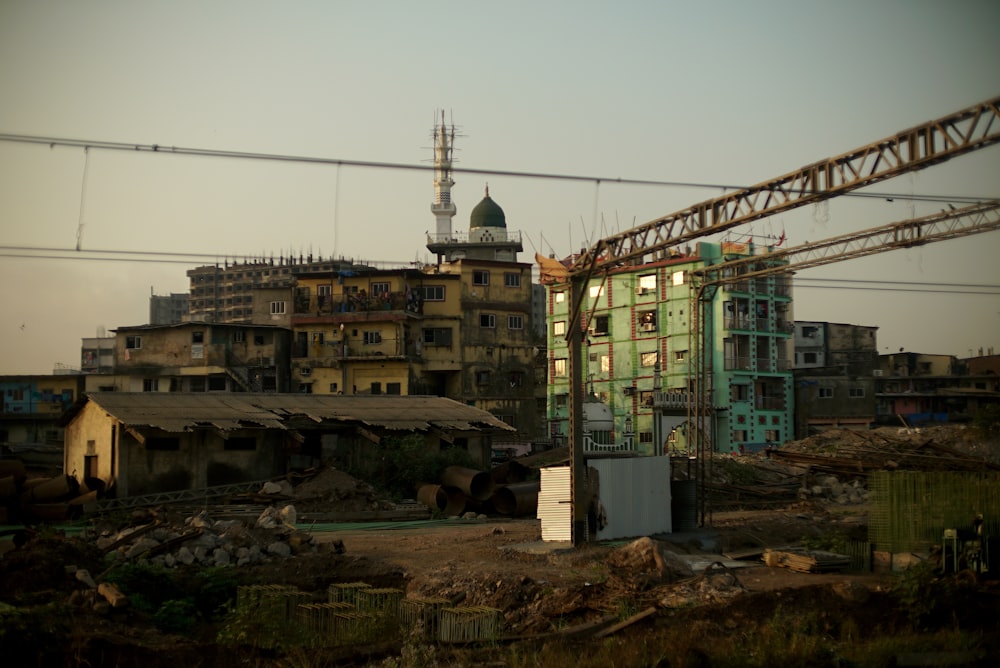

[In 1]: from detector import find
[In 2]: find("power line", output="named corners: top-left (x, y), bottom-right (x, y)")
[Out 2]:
top-left (0, 132), bottom-right (995, 205)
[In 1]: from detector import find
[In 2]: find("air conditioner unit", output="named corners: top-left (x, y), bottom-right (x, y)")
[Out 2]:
top-left (623, 387), bottom-right (636, 396)
top-left (635, 287), bottom-right (646, 295)
top-left (640, 323), bottom-right (656, 333)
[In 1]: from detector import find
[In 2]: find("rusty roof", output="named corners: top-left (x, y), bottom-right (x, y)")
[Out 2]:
top-left (78, 392), bottom-right (516, 434)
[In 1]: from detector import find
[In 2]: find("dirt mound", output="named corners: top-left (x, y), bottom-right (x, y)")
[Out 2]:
top-left (291, 466), bottom-right (393, 514)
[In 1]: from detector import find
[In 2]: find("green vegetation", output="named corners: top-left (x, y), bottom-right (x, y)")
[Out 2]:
top-left (342, 433), bottom-right (477, 500)
top-left (103, 561), bottom-right (238, 635)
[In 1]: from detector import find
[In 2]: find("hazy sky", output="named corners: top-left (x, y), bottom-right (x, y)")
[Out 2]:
top-left (1, 0), bottom-right (998, 374)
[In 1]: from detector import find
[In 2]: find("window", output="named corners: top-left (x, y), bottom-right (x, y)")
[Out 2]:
top-left (849, 387), bottom-right (865, 398)
top-left (126, 336), bottom-right (142, 350)
top-left (146, 437), bottom-right (180, 451)
top-left (600, 355), bottom-right (610, 372)
top-left (192, 331), bottom-right (204, 344)
top-left (675, 350), bottom-right (688, 363)
top-left (299, 367), bottom-right (312, 376)
top-left (818, 387), bottom-right (833, 399)
top-left (554, 358), bottom-right (568, 377)
top-left (589, 285), bottom-right (604, 298)
top-left (553, 321), bottom-right (566, 336)
top-left (639, 431), bottom-right (654, 444)
top-left (640, 351), bottom-right (658, 367)
top-left (472, 270), bottom-right (490, 286)
top-left (386, 382), bottom-right (401, 395)
top-left (638, 311), bottom-right (657, 331)
top-left (312, 332), bottom-right (325, 344)
top-left (254, 334), bottom-right (265, 345)
top-left (233, 330), bottom-right (246, 343)
top-left (803, 352), bottom-right (818, 364)
top-left (590, 315), bottom-right (609, 336)
top-left (142, 378), bottom-right (158, 392)
top-left (731, 384), bottom-right (749, 401)
top-left (672, 271), bottom-right (685, 286)
top-left (733, 430), bottom-right (747, 443)
top-left (317, 284), bottom-right (332, 297)
top-left (638, 274), bottom-right (656, 293)
top-left (370, 281), bottom-right (390, 296)
top-left (421, 285), bottom-right (445, 301)
top-left (480, 314), bottom-right (496, 329)
top-left (329, 382), bottom-right (339, 393)
top-left (475, 370), bottom-right (491, 385)
top-left (507, 315), bottom-right (523, 330)
top-left (224, 437), bottom-right (256, 451)
top-left (270, 301), bottom-right (286, 315)
top-left (422, 328), bottom-right (453, 345)
top-left (504, 272), bottom-right (521, 287)
top-left (370, 382), bottom-right (382, 395)
top-left (765, 430), bottom-right (780, 443)
top-left (508, 371), bottom-right (523, 387)
top-left (554, 291), bottom-right (565, 303)
top-left (363, 331), bottom-right (382, 345)
top-left (555, 393), bottom-right (568, 408)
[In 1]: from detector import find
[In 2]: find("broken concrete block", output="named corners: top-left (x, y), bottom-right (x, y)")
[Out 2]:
top-left (98, 582), bottom-right (129, 608)
top-left (75, 569), bottom-right (97, 589)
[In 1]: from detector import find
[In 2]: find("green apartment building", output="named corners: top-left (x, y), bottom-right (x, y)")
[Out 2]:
top-left (544, 241), bottom-right (793, 454)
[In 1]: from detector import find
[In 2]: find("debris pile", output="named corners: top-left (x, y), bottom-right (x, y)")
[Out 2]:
top-left (83, 505), bottom-right (342, 570)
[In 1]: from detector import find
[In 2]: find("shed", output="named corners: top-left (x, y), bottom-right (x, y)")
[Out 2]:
top-left (62, 392), bottom-right (514, 498)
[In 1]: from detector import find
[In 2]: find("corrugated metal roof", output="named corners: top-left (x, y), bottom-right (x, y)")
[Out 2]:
top-left (81, 392), bottom-right (516, 434)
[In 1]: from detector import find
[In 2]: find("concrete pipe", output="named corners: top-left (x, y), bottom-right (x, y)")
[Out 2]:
top-left (416, 483), bottom-right (466, 516)
top-left (440, 465), bottom-right (494, 501)
top-left (491, 481), bottom-right (540, 517)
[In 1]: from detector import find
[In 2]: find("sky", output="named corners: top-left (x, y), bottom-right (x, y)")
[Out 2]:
top-left (1, 0), bottom-right (998, 374)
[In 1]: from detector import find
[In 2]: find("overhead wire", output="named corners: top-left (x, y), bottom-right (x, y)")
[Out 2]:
top-left (0, 132), bottom-right (994, 205)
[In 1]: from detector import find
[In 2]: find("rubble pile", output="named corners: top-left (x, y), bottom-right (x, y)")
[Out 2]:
top-left (83, 504), bottom-right (342, 570)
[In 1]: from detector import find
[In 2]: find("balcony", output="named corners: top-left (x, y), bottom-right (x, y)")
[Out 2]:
top-left (651, 389), bottom-right (703, 411)
top-left (294, 291), bottom-right (422, 316)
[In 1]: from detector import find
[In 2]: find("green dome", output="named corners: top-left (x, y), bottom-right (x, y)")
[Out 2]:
top-left (469, 186), bottom-right (506, 229)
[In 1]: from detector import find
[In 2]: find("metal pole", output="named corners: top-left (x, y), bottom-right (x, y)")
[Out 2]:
top-left (568, 275), bottom-right (587, 545)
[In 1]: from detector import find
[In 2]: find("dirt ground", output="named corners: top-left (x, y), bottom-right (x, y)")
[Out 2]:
top-left (2, 425), bottom-right (998, 666)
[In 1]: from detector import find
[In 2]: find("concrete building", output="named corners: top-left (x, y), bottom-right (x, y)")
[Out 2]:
top-left (792, 321), bottom-right (879, 436)
top-left (875, 351), bottom-right (1000, 425)
top-left (285, 115), bottom-right (545, 442)
top-left (149, 291), bottom-right (190, 325)
top-left (0, 374), bottom-right (84, 457)
top-left (104, 322), bottom-right (292, 393)
top-left (543, 240), bottom-right (794, 454)
top-left (80, 334), bottom-right (116, 375)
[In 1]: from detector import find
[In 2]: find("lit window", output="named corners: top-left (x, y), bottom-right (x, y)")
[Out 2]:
top-left (641, 352), bottom-right (658, 367)
top-left (554, 358), bottom-right (567, 377)
top-left (554, 291), bottom-right (565, 303)
top-left (553, 321), bottom-right (566, 336)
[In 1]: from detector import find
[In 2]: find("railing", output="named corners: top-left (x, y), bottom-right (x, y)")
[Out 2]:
top-left (725, 355), bottom-right (752, 370)
top-left (724, 316), bottom-right (752, 330)
top-left (294, 292), bottom-right (423, 315)
top-left (583, 433), bottom-right (635, 455)
top-left (653, 389), bottom-right (694, 409)
top-left (426, 230), bottom-right (522, 244)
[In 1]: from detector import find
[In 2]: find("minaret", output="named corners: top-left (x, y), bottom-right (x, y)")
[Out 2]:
top-left (430, 111), bottom-right (457, 238)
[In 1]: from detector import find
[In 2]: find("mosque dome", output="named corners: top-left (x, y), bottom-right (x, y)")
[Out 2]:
top-left (469, 185), bottom-right (506, 229)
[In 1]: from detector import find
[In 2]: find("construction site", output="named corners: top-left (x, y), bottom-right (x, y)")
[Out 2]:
top-left (1, 85), bottom-right (999, 668)
top-left (0, 422), bottom-right (997, 667)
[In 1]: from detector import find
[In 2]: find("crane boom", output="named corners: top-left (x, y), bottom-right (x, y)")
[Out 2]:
top-left (572, 95), bottom-right (1000, 275)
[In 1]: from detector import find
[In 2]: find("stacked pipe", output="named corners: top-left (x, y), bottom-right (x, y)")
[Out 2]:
top-left (0, 460), bottom-right (98, 523)
top-left (416, 464), bottom-right (540, 518)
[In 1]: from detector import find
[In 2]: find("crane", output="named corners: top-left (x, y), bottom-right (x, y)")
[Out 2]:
top-left (558, 95), bottom-right (1000, 544)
